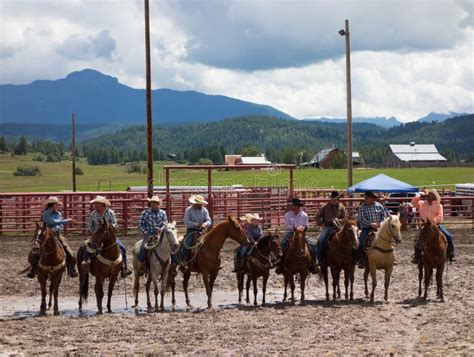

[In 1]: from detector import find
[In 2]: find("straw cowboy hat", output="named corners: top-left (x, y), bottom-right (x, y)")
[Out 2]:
top-left (240, 213), bottom-right (263, 223)
top-left (90, 195), bottom-right (111, 206)
top-left (426, 188), bottom-right (441, 202)
top-left (147, 195), bottom-right (162, 204)
top-left (42, 196), bottom-right (62, 206)
top-left (189, 194), bottom-right (208, 205)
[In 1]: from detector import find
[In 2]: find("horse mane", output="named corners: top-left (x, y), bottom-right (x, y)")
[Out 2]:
top-left (256, 233), bottom-right (271, 248)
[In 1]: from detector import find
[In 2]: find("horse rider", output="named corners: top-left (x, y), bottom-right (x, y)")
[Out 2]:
top-left (137, 196), bottom-right (168, 272)
top-left (84, 195), bottom-right (132, 277)
top-left (411, 189), bottom-right (456, 263)
top-left (27, 196), bottom-right (78, 278)
top-left (315, 191), bottom-right (347, 266)
top-left (356, 191), bottom-right (388, 268)
top-left (275, 197), bottom-right (319, 274)
top-left (233, 213), bottom-right (263, 272)
top-left (179, 194), bottom-right (212, 269)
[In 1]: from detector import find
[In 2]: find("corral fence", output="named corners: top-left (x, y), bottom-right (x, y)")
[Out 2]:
top-left (0, 189), bottom-right (473, 234)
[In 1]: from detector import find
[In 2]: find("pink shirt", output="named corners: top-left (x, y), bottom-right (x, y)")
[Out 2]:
top-left (411, 194), bottom-right (443, 224)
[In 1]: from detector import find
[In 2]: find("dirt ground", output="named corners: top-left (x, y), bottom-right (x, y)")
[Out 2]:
top-left (1, 228), bottom-right (473, 355)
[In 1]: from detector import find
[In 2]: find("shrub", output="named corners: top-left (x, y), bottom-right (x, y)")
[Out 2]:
top-left (198, 158), bottom-right (213, 165)
top-left (32, 154), bottom-right (45, 162)
top-left (74, 167), bottom-right (84, 175)
top-left (125, 162), bottom-right (142, 173)
top-left (46, 153), bottom-right (61, 162)
top-left (14, 166), bottom-right (41, 176)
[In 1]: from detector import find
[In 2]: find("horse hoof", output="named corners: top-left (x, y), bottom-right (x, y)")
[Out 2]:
top-left (54, 310), bottom-right (60, 316)
top-left (96, 311), bottom-right (103, 316)
top-left (39, 311), bottom-right (46, 317)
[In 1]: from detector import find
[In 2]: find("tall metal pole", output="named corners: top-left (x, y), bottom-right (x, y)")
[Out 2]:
top-left (72, 113), bottom-right (77, 192)
top-left (344, 19), bottom-right (353, 188)
top-left (144, 0), bottom-right (154, 199)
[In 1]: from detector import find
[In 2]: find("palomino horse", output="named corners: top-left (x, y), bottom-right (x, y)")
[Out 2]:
top-left (170, 216), bottom-right (250, 309)
top-left (77, 222), bottom-right (122, 314)
top-left (32, 224), bottom-right (66, 316)
top-left (322, 220), bottom-right (359, 301)
top-left (237, 232), bottom-right (282, 306)
top-left (417, 219), bottom-right (447, 302)
top-left (132, 221), bottom-right (180, 311)
top-left (282, 227), bottom-right (312, 305)
top-left (363, 215), bottom-right (402, 303)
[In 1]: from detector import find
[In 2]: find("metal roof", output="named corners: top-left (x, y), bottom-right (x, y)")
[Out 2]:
top-left (240, 156), bottom-right (271, 165)
top-left (389, 144), bottom-right (447, 162)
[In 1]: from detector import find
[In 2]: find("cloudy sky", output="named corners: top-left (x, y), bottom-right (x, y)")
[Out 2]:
top-left (0, 0), bottom-right (473, 121)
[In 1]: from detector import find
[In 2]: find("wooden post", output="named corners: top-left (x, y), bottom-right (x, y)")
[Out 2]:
top-left (289, 167), bottom-right (294, 197)
top-left (144, 0), bottom-right (153, 199)
top-left (344, 19), bottom-right (353, 188)
top-left (72, 113), bottom-right (77, 192)
top-left (208, 168), bottom-right (213, 221)
top-left (165, 168), bottom-right (171, 220)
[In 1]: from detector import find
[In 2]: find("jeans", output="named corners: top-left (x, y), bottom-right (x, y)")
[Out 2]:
top-left (316, 226), bottom-right (335, 264)
top-left (179, 228), bottom-right (201, 262)
top-left (438, 224), bottom-right (456, 256)
top-left (281, 231), bottom-right (317, 257)
top-left (357, 228), bottom-right (371, 261)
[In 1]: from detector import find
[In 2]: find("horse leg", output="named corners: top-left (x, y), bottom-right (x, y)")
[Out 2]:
top-left (106, 275), bottom-right (118, 313)
top-left (183, 271), bottom-right (192, 307)
top-left (245, 275), bottom-right (251, 304)
top-left (289, 274), bottom-right (296, 304)
top-left (331, 267), bottom-right (338, 301)
top-left (300, 272), bottom-right (307, 305)
top-left (423, 266), bottom-right (431, 301)
top-left (53, 273), bottom-right (63, 315)
top-left (133, 273), bottom-right (140, 308)
top-left (253, 276), bottom-right (258, 306)
top-left (418, 263), bottom-right (423, 298)
top-left (262, 272), bottom-right (269, 306)
top-left (344, 268), bottom-right (349, 301)
top-left (322, 266), bottom-right (329, 301)
top-left (170, 272), bottom-right (176, 309)
top-left (364, 267), bottom-right (369, 299)
top-left (160, 270), bottom-right (169, 311)
top-left (370, 267), bottom-right (377, 303)
top-left (154, 276), bottom-right (159, 312)
top-left (384, 268), bottom-right (393, 302)
top-left (38, 273), bottom-right (47, 316)
top-left (237, 272), bottom-right (243, 304)
top-left (283, 273), bottom-right (288, 302)
top-left (145, 275), bottom-right (152, 310)
top-left (436, 265), bottom-right (445, 302)
top-left (48, 277), bottom-right (53, 310)
top-left (202, 272), bottom-right (213, 309)
top-left (349, 265), bottom-right (355, 301)
top-left (95, 276), bottom-right (104, 315)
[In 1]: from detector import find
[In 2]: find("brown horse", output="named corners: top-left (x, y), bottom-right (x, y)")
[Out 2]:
top-left (418, 219), bottom-right (447, 302)
top-left (170, 216), bottom-right (249, 309)
top-left (322, 220), bottom-right (359, 301)
top-left (77, 222), bottom-right (123, 314)
top-left (32, 223), bottom-right (66, 316)
top-left (282, 227), bottom-right (311, 305)
top-left (237, 232), bottom-right (282, 306)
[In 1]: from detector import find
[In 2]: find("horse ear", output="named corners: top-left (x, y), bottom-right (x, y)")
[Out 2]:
top-left (426, 218), bottom-right (431, 224)
top-left (42, 222), bottom-right (46, 229)
top-left (36, 222), bottom-right (40, 229)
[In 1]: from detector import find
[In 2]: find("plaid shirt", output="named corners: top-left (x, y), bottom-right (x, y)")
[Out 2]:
top-left (88, 208), bottom-right (118, 234)
top-left (358, 201), bottom-right (387, 229)
top-left (139, 208), bottom-right (168, 237)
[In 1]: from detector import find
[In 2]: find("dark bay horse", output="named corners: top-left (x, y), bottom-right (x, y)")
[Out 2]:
top-left (418, 219), bottom-right (447, 302)
top-left (322, 220), bottom-right (359, 301)
top-left (237, 232), bottom-right (282, 306)
top-left (77, 222), bottom-right (123, 314)
top-left (282, 227), bottom-right (312, 305)
top-left (32, 224), bottom-right (66, 316)
top-left (170, 216), bottom-right (250, 309)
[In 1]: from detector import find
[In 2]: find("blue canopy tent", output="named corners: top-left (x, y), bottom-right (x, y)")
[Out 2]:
top-left (347, 174), bottom-right (418, 193)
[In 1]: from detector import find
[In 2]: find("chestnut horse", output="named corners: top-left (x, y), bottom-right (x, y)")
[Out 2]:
top-left (322, 220), bottom-right (359, 301)
top-left (363, 215), bottom-right (402, 303)
top-left (77, 222), bottom-right (123, 314)
top-left (417, 219), bottom-right (447, 302)
top-left (170, 216), bottom-right (250, 309)
top-left (282, 227), bottom-right (311, 305)
top-left (32, 224), bottom-right (66, 316)
top-left (237, 232), bottom-right (283, 306)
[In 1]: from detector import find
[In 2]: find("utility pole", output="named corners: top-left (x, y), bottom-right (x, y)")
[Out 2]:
top-left (339, 19), bottom-right (353, 188)
top-left (72, 113), bottom-right (77, 192)
top-left (144, 0), bottom-right (153, 198)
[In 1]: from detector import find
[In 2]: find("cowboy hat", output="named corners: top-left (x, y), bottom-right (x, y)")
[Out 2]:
top-left (364, 191), bottom-right (377, 199)
top-left (287, 197), bottom-right (304, 207)
top-left (90, 195), bottom-right (111, 206)
top-left (330, 191), bottom-right (343, 200)
top-left (189, 195), bottom-right (208, 205)
top-left (147, 195), bottom-right (162, 204)
top-left (42, 196), bottom-right (62, 206)
top-left (426, 188), bottom-right (441, 202)
top-left (240, 213), bottom-right (262, 223)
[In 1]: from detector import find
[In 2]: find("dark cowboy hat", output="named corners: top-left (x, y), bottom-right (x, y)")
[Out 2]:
top-left (330, 191), bottom-right (343, 199)
top-left (364, 191), bottom-right (377, 198)
top-left (287, 197), bottom-right (305, 207)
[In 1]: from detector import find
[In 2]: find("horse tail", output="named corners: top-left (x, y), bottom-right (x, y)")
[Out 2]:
top-left (79, 270), bottom-right (89, 303)
top-left (16, 265), bottom-right (32, 276)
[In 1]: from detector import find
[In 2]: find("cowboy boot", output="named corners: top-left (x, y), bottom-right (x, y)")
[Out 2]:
top-left (58, 236), bottom-right (78, 277)
top-left (121, 263), bottom-right (132, 278)
top-left (309, 256), bottom-right (320, 274)
top-left (448, 250), bottom-right (456, 263)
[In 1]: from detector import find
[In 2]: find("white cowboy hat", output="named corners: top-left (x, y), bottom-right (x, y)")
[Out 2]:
top-left (90, 195), bottom-right (111, 206)
top-left (147, 195), bottom-right (162, 204)
top-left (426, 188), bottom-right (441, 202)
top-left (43, 196), bottom-right (62, 206)
top-left (240, 213), bottom-right (262, 223)
top-left (189, 194), bottom-right (208, 205)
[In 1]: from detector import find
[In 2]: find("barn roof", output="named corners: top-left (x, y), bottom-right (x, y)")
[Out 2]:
top-left (389, 144), bottom-right (447, 162)
top-left (240, 155), bottom-right (271, 165)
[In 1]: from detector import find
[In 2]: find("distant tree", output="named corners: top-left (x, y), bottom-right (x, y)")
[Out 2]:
top-left (238, 145), bottom-right (260, 156)
top-left (0, 136), bottom-right (8, 153)
top-left (74, 167), bottom-right (84, 175)
top-left (198, 158), bottom-right (213, 165)
top-left (14, 166), bottom-right (41, 176)
top-left (14, 137), bottom-right (28, 155)
top-left (281, 147), bottom-right (297, 164)
top-left (442, 149), bottom-right (459, 162)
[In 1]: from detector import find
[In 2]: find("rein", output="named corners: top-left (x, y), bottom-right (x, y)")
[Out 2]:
top-left (35, 230), bottom-right (66, 273)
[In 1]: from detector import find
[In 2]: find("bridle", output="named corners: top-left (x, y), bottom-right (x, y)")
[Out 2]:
top-left (290, 230), bottom-right (307, 258)
top-left (34, 228), bottom-right (57, 258)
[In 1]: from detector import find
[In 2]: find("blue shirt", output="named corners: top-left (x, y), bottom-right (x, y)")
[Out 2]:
top-left (42, 208), bottom-right (70, 233)
top-left (246, 224), bottom-right (263, 242)
top-left (183, 206), bottom-right (212, 230)
top-left (358, 201), bottom-right (387, 229)
top-left (88, 208), bottom-right (118, 234)
top-left (139, 208), bottom-right (168, 237)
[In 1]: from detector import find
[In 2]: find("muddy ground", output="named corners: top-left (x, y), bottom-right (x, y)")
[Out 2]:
top-left (1, 228), bottom-right (473, 355)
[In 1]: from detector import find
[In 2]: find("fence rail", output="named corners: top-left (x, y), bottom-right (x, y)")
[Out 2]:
top-left (1, 189), bottom-right (473, 234)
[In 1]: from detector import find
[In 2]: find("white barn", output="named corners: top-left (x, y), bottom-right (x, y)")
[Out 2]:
top-left (386, 142), bottom-right (447, 167)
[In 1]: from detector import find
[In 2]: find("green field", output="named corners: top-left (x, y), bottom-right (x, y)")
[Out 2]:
top-left (0, 154), bottom-right (473, 192)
